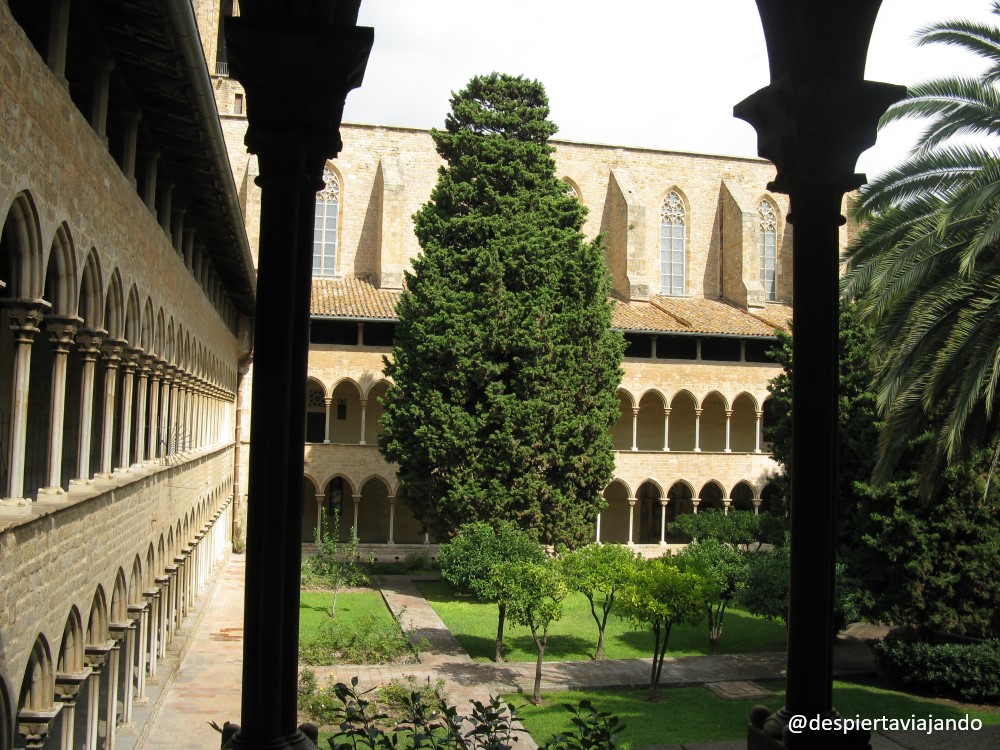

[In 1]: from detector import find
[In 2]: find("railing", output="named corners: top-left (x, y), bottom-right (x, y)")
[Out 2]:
top-left (215, 60), bottom-right (229, 77)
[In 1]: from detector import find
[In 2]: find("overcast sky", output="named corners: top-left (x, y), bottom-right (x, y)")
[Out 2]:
top-left (342, 0), bottom-right (998, 178)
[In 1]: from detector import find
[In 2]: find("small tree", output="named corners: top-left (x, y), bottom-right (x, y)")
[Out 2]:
top-left (669, 510), bottom-right (785, 549)
top-left (618, 558), bottom-right (705, 700)
top-left (673, 539), bottom-right (747, 653)
top-left (304, 507), bottom-right (368, 618)
top-left (559, 543), bottom-right (639, 659)
top-left (740, 544), bottom-right (790, 624)
top-left (492, 559), bottom-right (567, 704)
top-left (438, 521), bottom-right (545, 661)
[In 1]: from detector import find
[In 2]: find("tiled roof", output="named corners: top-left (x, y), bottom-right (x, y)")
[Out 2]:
top-left (612, 296), bottom-right (790, 337)
top-left (311, 277), bottom-right (401, 319)
top-left (312, 277), bottom-right (791, 337)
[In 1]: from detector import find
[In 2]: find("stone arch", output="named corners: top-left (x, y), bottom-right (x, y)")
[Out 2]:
top-left (668, 390), bottom-right (697, 450)
top-left (43, 222), bottom-right (78, 316)
top-left (154, 308), bottom-right (165, 360)
top-left (58, 607), bottom-right (86, 675)
top-left (759, 482), bottom-right (785, 515)
top-left (390, 484), bottom-right (425, 544)
top-left (363, 379), bottom-right (390, 445)
top-left (699, 390), bottom-right (729, 452)
top-left (731, 392), bottom-right (759, 453)
top-left (0, 674), bottom-right (12, 750)
top-left (329, 378), bottom-right (363, 444)
top-left (698, 480), bottom-right (726, 512)
top-left (86, 587), bottom-right (109, 645)
top-left (78, 249), bottom-right (104, 329)
top-left (636, 479), bottom-right (665, 544)
top-left (129, 556), bottom-right (142, 605)
top-left (667, 480), bottom-right (695, 522)
top-left (145, 544), bottom-right (156, 589)
top-left (157, 535), bottom-right (166, 574)
top-left (103, 269), bottom-right (125, 340)
top-left (305, 377), bottom-right (327, 443)
top-left (356, 474), bottom-right (392, 544)
top-left (0, 190), bottom-right (44, 298)
top-left (18, 636), bottom-right (54, 714)
top-left (599, 479), bottom-right (632, 544)
top-left (636, 389), bottom-right (667, 451)
top-left (123, 286), bottom-right (141, 348)
top-left (165, 317), bottom-right (175, 364)
top-left (611, 388), bottom-right (634, 450)
top-left (320, 474), bottom-right (355, 542)
top-left (730, 480), bottom-right (756, 512)
top-left (166, 527), bottom-right (175, 561)
top-left (110, 570), bottom-right (128, 624)
top-left (561, 176), bottom-right (582, 201)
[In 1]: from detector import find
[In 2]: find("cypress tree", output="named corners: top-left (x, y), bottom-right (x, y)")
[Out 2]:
top-left (379, 73), bottom-right (624, 547)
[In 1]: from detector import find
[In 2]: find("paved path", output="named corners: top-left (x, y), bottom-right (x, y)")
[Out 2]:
top-left (139, 558), bottom-right (1000, 750)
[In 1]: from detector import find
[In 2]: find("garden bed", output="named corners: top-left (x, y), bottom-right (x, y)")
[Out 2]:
top-left (299, 590), bottom-right (416, 665)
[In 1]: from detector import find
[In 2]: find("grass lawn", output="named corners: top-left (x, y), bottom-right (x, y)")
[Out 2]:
top-left (416, 581), bottom-right (786, 662)
top-left (507, 681), bottom-right (1000, 747)
top-left (299, 590), bottom-right (395, 641)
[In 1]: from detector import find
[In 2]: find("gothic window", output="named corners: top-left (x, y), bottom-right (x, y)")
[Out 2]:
top-left (759, 200), bottom-right (777, 301)
top-left (313, 168), bottom-right (340, 277)
top-left (660, 191), bottom-right (686, 295)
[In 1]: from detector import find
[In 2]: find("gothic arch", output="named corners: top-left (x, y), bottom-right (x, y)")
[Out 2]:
top-left (698, 480), bottom-right (726, 511)
top-left (43, 222), bottom-right (79, 315)
top-left (18, 636), bottom-right (54, 714)
top-left (0, 190), bottom-right (44, 298)
top-left (86, 587), bottom-right (109, 645)
top-left (357, 475), bottom-right (392, 544)
top-left (731, 392), bottom-right (759, 452)
top-left (110, 570), bottom-right (128, 623)
top-left (58, 607), bottom-right (86, 674)
top-left (668, 390), bottom-right (697, 450)
top-left (124, 285), bottom-right (141, 348)
top-left (700, 390), bottom-right (729, 452)
top-left (730, 480), bottom-right (756, 512)
top-left (104, 269), bottom-right (125, 340)
top-left (78, 249), bottom-right (104, 329)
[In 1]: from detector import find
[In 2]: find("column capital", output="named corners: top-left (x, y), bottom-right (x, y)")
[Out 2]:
top-left (2, 298), bottom-right (50, 342)
top-left (121, 346), bottom-right (144, 371)
top-left (100, 338), bottom-right (127, 364)
top-left (45, 314), bottom-right (83, 350)
top-left (55, 670), bottom-right (91, 701)
top-left (75, 328), bottom-right (107, 359)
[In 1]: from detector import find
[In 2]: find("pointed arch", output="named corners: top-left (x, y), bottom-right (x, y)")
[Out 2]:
top-left (58, 607), bottom-right (86, 674)
top-left (124, 285), bottom-right (141, 347)
top-left (78, 249), bottom-right (104, 328)
top-left (44, 222), bottom-right (78, 315)
top-left (668, 390), bottom-right (698, 451)
top-left (104, 269), bottom-right (126, 340)
top-left (111, 570), bottom-right (128, 624)
top-left (659, 189), bottom-right (687, 296)
top-left (313, 165), bottom-right (341, 277)
top-left (0, 190), bottom-right (44, 298)
top-left (18, 636), bottom-right (54, 713)
top-left (86, 587), bottom-right (109, 645)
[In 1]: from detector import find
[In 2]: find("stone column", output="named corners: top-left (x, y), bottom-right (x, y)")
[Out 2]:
top-left (693, 408), bottom-right (702, 452)
top-left (754, 410), bottom-right (763, 453)
top-left (692, 499), bottom-right (701, 515)
top-left (171, 208), bottom-right (186, 256)
top-left (2, 301), bottom-right (48, 501)
top-left (120, 618), bottom-right (138, 724)
top-left (117, 349), bottom-right (141, 471)
top-left (144, 589), bottom-right (160, 680)
top-left (225, 6), bottom-right (372, 747)
top-left (630, 407), bottom-right (639, 451)
top-left (83, 645), bottom-right (110, 750)
top-left (121, 112), bottom-right (141, 187)
top-left (323, 397), bottom-right (332, 443)
top-left (627, 499), bottom-right (636, 545)
top-left (158, 183), bottom-right (174, 240)
top-left (315, 494), bottom-right (323, 541)
top-left (154, 576), bottom-right (170, 658)
top-left (97, 340), bottom-right (124, 477)
top-left (46, 0), bottom-right (71, 83)
top-left (724, 409), bottom-right (733, 452)
top-left (169, 373), bottom-right (182, 450)
top-left (143, 152), bottom-right (159, 212)
top-left (595, 513), bottom-right (601, 543)
top-left (104, 629), bottom-right (126, 750)
top-left (147, 361), bottom-right (163, 461)
top-left (387, 495), bottom-right (395, 545)
top-left (43, 315), bottom-right (82, 493)
top-left (358, 398), bottom-right (368, 445)
top-left (724, 498), bottom-right (732, 515)
top-left (351, 495), bottom-right (361, 540)
top-left (163, 567), bottom-right (177, 645)
top-left (752, 498), bottom-right (762, 516)
top-left (132, 356), bottom-right (151, 466)
top-left (662, 408), bottom-right (670, 451)
top-left (129, 603), bottom-right (149, 703)
top-left (659, 499), bottom-right (669, 545)
top-left (89, 58), bottom-right (115, 144)
top-left (73, 328), bottom-right (105, 484)
top-left (55, 671), bottom-right (88, 750)
top-left (159, 368), bottom-right (173, 457)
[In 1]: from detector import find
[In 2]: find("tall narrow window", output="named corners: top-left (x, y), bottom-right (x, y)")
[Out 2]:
top-left (660, 191), bottom-right (686, 295)
top-left (314, 168), bottom-right (339, 277)
top-left (758, 200), bottom-right (777, 301)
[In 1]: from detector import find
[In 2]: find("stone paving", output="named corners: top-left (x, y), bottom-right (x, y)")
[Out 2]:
top-left (139, 557), bottom-right (1000, 750)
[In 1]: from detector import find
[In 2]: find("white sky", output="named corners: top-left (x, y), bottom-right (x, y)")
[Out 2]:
top-left (343, 0), bottom-right (998, 178)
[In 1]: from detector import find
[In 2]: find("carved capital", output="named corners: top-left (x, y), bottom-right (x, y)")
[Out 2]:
top-left (75, 327), bottom-right (107, 360)
top-left (46, 314), bottom-right (83, 351)
top-left (3, 299), bottom-right (50, 343)
top-left (100, 338), bottom-right (126, 365)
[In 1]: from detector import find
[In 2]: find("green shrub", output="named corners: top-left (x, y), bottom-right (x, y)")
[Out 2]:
top-left (872, 636), bottom-right (1000, 704)
top-left (299, 611), bottom-right (413, 665)
top-left (403, 551), bottom-right (432, 572)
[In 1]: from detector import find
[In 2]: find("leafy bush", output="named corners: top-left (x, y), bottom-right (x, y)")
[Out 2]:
top-left (297, 674), bottom-right (624, 750)
top-left (299, 611), bottom-right (413, 665)
top-left (872, 636), bottom-right (1000, 704)
top-left (669, 510), bottom-right (786, 548)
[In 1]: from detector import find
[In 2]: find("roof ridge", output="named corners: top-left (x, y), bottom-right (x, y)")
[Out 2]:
top-left (649, 297), bottom-right (692, 328)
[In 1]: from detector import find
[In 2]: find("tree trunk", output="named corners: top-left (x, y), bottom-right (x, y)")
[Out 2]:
top-left (648, 623), bottom-right (661, 701)
top-left (532, 628), bottom-right (546, 704)
top-left (494, 602), bottom-right (506, 662)
top-left (595, 628), bottom-right (605, 660)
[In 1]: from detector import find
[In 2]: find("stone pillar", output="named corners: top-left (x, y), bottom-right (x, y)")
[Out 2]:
top-left (171, 209), bottom-right (186, 256)
top-left (351, 495), bottom-right (361, 540)
top-left (725, 409), bottom-right (733, 453)
top-left (627, 499), bottom-right (636, 545)
top-left (630, 407), bottom-right (639, 451)
top-left (315, 494), bottom-right (323, 541)
top-left (147, 362), bottom-right (163, 461)
top-left (183, 229), bottom-right (196, 271)
top-left (158, 183), bottom-right (174, 239)
top-left (323, 397), bottom-right (332, 443)
top-left (736, 16), bottom-right (903, 744)
top-left (73, 328), bottom-right (105, 484)
top-left (154, 576), bottom-right (170, 658)
top-left (224, 7), bottom-right (372, 747)
top-left (595, 513), bottom-right (601, 543)
top-left (83, 645), bottom-right (110, 750)
top-left (662, 408), bottom-right (670, 451)
top-left (659, 499), bottom-right (669, 545)
top-left (159, 369), bottom-right (173, 457)
top-left (752, 498), bottom-right (762, 516)
top-left (692, 499), bottom-right (701, 515)
top-left (117, 349), bottom-right (141, 471)
top-left (2, 301), bottom-right (48, 501)
top-left (130, 603), bottom-right (149, 702)
top-left (163, 567), bottom-right (177, 645)
top-left (97, 340), bottom-right (124, 477)
top-left (120, 619), bottom-right (137, 724)
top-left (89, 58), bottom-right (115, 144)
top-left (387, 495), bottom-right (395, 545)
top-left (358, 398), bottom-right (368, 445)
top-left (143, 152), bottom-right (159, 212)
top-left (43, 315), bottom-right (81, 493)
top-left (693, 408), bottom-right (702, 452)
top-left (121, 112), bottom-right (141, 187)
top-left (724, 498), bottom-right (732, 515)
top-left (132, 356), bottom-right (151, 465)
top-left (46, 0), bottom-right (71, 83)
top-left (55, 671), bottom-right (88, 750)
top-left (144, 589), bottom-right (160, 680)
top-left (104, 629), bottom-right (125, 750)
top-left (754, 410), bottom-right (763, 453)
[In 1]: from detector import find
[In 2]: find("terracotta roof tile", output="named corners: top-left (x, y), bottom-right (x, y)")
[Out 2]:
top-left (313, 278), bottom-right (791, 337)
top-left (311, 277), bottom-right (401, 319)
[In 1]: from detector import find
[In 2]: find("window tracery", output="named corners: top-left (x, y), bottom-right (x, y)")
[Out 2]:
top-left (660, 191), bottom-right (686, 295)
top-left (758, 200), bottom-right (777, 301)
top-left (313, 167), bottom-right (339, 277)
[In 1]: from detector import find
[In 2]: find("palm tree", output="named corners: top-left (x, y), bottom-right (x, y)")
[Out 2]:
top-left (843, 1), bottom-right (1000, 492)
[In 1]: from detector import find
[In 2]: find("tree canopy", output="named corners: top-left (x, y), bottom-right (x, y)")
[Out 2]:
top-left (378, 73), bottom-right (624, 547)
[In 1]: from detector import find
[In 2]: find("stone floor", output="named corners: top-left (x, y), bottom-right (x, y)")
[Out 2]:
top-left (137, 557), bottom-right (1000, 750)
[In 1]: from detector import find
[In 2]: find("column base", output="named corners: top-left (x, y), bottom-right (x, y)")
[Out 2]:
top-left (69, 478), bottom-right (94, 487)
top-left (224, 725), bottom-right (319, 750)
top-left (38, 486), bottom-right (66, 496)
top-left (0, 498), bottom-right (32, 515)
